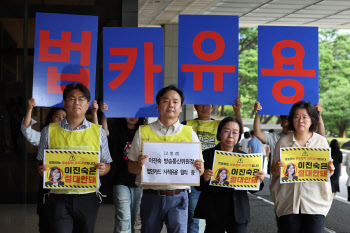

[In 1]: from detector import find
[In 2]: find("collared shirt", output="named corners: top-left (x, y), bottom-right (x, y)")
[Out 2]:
top-left (270, 132), bottom-right (333, 218)
top-left (20, 118), bottom-right (41, 146)
top-left (37, 118), bottom-right (112, 163)
top-left (128, 118), bottom-right (203, 190)
top-left (264, 131), bottom-right (285, 161)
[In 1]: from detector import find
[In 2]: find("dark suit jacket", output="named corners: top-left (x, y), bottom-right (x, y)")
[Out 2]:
top-left (194, 144), bottom-right (264, 224)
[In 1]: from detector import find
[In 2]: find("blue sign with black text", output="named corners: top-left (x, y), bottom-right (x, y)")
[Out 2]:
top-left (103, 27), bottom-right (163, 117)
top-left (178, 15), bottom-right (239, 104)
top-left (258, 26), bottom-right (318, 115)
top-left (33, 12), bottom-right (98, 107)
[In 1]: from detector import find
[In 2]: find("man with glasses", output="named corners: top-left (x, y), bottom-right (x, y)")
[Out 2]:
top-left (37, 82), bottom-right (112, 233)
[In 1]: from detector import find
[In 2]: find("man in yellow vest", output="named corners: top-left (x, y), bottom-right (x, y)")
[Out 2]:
top-left (183, 99), bottom-right (243, 233)
top-left (128, 85), bottom-right (204, 233)
top-left (37, 82), bottom-right (112, 233)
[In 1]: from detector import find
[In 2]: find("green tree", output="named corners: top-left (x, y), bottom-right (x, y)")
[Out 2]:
top-left (218, 28), bottom-right (259, 118)
top-left (220, 28), bottom-right (350, 135)
top-left (238, 28), bottom-right (258, 119)
top-left (319, 29), bottom-right (350, 136)
top-left (239, 39), bottom-right (258, 119)
top-left (320, 86), bottom-right (350, 136)
top-left (220, 28), bottom-right (276, 124)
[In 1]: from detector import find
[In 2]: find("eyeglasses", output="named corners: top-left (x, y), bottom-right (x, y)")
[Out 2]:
top-left (66, 96), bottom-right (87, 103)
top-left (293, 116), bottom-right (311, 121)
top-left (222, 130), bottom-right (239, 136)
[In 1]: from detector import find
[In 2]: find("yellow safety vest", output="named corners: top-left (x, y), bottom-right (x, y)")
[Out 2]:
top-left (49, 121), bottom-right (100, 194)
top-left (140, 125), bottom-right (192, 148)
top-left (187, 119), bottom-right (221, 150)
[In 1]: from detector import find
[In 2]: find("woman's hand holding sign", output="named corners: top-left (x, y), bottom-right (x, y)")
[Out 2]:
top-left (255, 170), bottom-right (265, 182)
top-left (203, 169), bottom-right (214, 182)
top-left (328, 159), bottom-right (335, 177)
top-left (271, 160), bottom-right (286, 177)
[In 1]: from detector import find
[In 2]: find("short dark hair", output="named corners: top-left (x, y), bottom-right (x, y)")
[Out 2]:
top-left (63, 82), bottom-right (91, 102)
top-left (49, 167), bottom-right (61, 180)
top-left (44, 107), bottom-right (65, 127)
top-left (156, 85), bottom-right (185, 106)
top-left (287, 101), bottom-right (318, 132)
top-left (121, 117), bottom-right (145, 131)
top-left (215, 168), bottom-right (228, 181)
top-left (217, 117), bottom-right (242, 142)
top-left (244, 131), bottom-right (250, 139)
top-left (285, 163), bottom-right (296, 177)
top-left (250, 130), bottom-right (254, 136)
top-left (280, 115), bottom-right (288, 121)
top-left (268, 129), bottom-right (275, 133)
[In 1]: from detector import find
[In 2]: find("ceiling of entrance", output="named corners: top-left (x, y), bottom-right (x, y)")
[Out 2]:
top-left (138, 0), bottom-right (350, 29)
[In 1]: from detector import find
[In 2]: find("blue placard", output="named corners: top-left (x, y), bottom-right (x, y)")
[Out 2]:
top-left (103, 27), bottom-right (164, 117)
top-left (32, 12), bottom-right (98, 107)
top-left (178, 15), bottom-right (239, 104)
top-left (258, 26), bottom-right (319, 115)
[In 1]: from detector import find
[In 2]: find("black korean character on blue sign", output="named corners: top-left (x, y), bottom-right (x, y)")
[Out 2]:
top-left (89, 167), bottom-right (97, 175)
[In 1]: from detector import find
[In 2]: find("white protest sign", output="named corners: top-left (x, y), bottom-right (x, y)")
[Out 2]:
top-left (141, 141), bottom-right (201, 186)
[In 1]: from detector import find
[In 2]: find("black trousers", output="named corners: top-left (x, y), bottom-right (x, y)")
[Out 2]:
top-left (279, 214), bottom-right (325, 233)
top-left (49, 193), bottom-right (100, 233)
top-left (205, 219), bottom-right (247, 233)
top-left (37, 179), bottom-right (50, 233)
top-left (348, 186), bottom-right (350, 202)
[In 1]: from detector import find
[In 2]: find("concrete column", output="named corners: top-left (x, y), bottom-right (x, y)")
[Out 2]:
top-left (122, 0), bottom-right (138, 27)
top-left (163, 24), bottom-right (194, 122)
